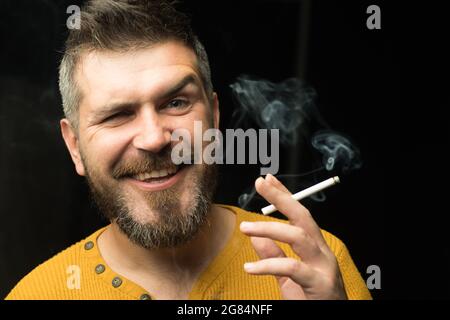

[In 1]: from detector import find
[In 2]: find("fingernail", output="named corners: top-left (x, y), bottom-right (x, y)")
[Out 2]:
top-left (268, 174), bottom-right (280, 183)
top-left (244, 262), bottom-right (255, 271)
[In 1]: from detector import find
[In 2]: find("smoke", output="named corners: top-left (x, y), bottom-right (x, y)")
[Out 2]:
top-left (229, 75), bottom-right (318, 145)
top-left (311, 130), bottom-right (362, 173)
top-left (229, 74), bottom-right (363, 208)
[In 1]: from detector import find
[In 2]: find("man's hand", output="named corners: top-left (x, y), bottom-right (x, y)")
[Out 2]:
top-left (240, 174), bottom-right (347, 300)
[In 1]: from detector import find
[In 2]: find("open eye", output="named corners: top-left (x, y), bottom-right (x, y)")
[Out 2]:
top-left (166, 98), bottom-right (190, 109)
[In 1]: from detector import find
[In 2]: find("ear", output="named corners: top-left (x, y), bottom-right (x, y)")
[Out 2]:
top-left (60, 119), bottom-right (86, 176)
top-left (211, 92), bottom-right (220, 129)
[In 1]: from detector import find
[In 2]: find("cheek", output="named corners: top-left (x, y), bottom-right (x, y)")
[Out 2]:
top-left (82, 128), bottom-right (132, 172)
top-left (171, 106), bottom-right (211, 130)
top-left (171, 113), bottom-right (213, 145)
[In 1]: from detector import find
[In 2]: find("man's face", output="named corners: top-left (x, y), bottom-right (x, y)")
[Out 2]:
top-left (61, 41), bottom-right (220, 248)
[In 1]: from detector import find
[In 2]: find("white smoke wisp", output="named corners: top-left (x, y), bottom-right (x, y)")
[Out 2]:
top-left (229, 75), bottom-right (320, 145)
top-left (229, 74), bottom-right (363, 208)
top-left (311, 130), bottom-right (362, 173)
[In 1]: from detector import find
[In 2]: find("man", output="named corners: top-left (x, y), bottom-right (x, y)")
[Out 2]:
top-left (6, 0), bottom-right (371, 300)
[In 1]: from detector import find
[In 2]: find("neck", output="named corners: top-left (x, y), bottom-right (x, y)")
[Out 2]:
top-left (97, 204), bottom-right (235, 283)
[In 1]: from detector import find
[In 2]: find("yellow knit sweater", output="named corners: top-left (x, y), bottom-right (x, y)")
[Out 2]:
top-left (5, 205), bottom-right (372, 300)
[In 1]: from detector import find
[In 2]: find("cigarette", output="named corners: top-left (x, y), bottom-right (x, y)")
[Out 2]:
top-left (261, 176), bottom-right (340, 215)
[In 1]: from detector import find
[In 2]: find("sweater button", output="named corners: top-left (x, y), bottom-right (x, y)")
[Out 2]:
top-left (140, 293), bottom-right (152, 300)
top-left (95, 264), bottom-right (105, 274)
top-left (84, 241), bottom-right (94, 250)
top-left (112, 276), bottom-right (122, 288)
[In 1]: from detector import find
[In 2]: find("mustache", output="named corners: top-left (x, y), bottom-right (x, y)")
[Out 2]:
top-left (111, 145), bottom-right (194, 179)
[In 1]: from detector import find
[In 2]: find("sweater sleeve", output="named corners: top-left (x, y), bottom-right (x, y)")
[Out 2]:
top-left (333, 237), bottom-right (372, 300)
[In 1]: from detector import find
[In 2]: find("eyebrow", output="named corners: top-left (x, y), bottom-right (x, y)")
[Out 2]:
top-left (159, 74), bottom-right (198, 101)
top-left (91, 74), bottom-right (199, 121)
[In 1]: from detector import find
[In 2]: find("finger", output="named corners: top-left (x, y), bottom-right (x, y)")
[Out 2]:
top-left (266, 174), bottom-right (291, 194)
top-left (256, 177), bottom-right (307, 224)
top-left (255, 177), bottom-right (327, 248)
top-left (250, 236), bottom-right (286, 259)
top-left (241, 221), bottom-right (324, 263)
top-left (250, 236), bottom-right (286, 283)
top-left (244, 257), bottom-right (320, 289)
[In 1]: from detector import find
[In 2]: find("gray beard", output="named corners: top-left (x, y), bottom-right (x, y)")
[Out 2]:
top-left (85, 164), bottom-right (218, 249)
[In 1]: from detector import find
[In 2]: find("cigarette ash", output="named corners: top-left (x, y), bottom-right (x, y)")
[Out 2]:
top-left (229, 75), bottom-right (362, 209)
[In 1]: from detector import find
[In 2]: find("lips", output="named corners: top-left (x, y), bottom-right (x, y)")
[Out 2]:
top-left (131, 165), bottom-right (178, 182)
top-left (125, 164), bottom-right (189, 191)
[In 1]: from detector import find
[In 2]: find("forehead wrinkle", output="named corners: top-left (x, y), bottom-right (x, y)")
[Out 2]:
top-left (96, 71), bottom-right (201, 114)
top-left (75, 44), bottom-right (205, 126)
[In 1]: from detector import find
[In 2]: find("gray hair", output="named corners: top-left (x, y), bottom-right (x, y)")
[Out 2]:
top-left (58, 0), bottom-right (213, 131)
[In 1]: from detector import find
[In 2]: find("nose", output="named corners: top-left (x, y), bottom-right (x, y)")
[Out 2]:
top-left (132, 108), bottom-right (172, 153)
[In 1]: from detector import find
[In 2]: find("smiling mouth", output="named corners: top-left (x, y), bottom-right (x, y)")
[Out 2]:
top-left (131, 165), bottom-right (179, 183)
top-left (125, 164), bottom-right (190, 190)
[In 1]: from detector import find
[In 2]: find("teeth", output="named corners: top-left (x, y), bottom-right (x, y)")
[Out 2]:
top-left (133, 166), bottom-right (178, 181)
top-left (142, 172), bottom-right (152, 180)
top-left (168, 167), bottom-right (176, 174)
top-left (159, 169), bottom-right (168, 177)
top-left (138, 173), bottom-right (149, 180)
top-left (150, 171), bottom-right (159, 178)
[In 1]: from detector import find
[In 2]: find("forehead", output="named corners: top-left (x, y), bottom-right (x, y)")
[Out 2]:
top-left (75, 41), bottom-right (201, 111)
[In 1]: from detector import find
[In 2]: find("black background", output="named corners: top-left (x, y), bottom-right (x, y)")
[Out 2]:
top-left (1, 0), bottom-right (449, 300)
